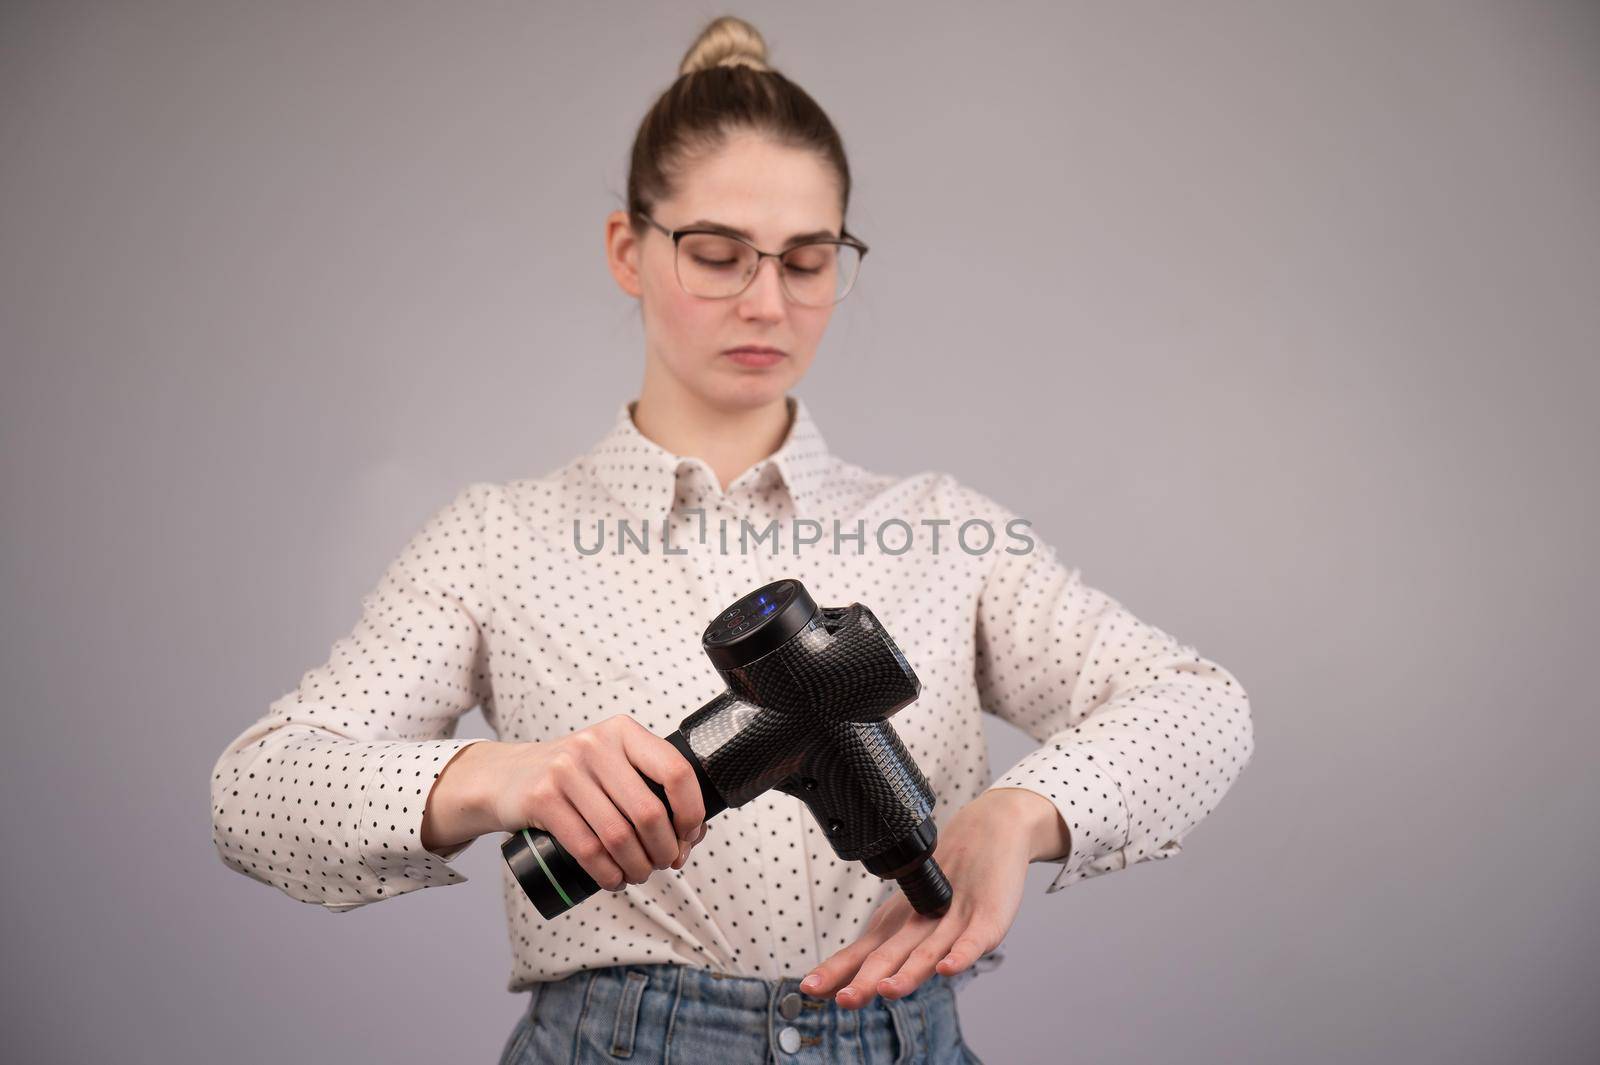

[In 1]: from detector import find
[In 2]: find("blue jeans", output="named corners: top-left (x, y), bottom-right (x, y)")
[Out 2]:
top-left (497, 962), bottom-right (985, 1065)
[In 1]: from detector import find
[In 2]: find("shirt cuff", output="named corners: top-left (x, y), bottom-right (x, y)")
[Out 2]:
top-left (986, 745), bottom-right (1131, 893)
top-left (351, 737), bottom-right (493, 906)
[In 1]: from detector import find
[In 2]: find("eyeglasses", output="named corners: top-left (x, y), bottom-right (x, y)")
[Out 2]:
top-left (634, 209), bottom-right (869, 307)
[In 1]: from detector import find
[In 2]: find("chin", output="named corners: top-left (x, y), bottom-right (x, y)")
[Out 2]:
top-left (703, 371), bottom-right (798, 409)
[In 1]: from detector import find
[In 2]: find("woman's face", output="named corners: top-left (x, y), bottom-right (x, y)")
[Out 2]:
top-left (607, 131), bottom-right (844, 411)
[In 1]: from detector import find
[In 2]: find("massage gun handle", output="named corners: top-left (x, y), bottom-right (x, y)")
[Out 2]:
top-left (502, 731), bottom-right (724, 920)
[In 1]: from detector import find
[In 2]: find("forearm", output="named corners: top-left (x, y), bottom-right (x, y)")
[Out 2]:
top-left (418, 750), bottom-right (1078, 862)
top-left (420, 739), bottom-right (503, 854)
top-left (984, 786), bottom-right (1073, 864)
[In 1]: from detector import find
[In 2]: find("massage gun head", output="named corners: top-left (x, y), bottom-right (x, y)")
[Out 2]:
top-left (697, 578), bottom-right (951, 917)
top-left (701, 578), bottom-right (920, 721)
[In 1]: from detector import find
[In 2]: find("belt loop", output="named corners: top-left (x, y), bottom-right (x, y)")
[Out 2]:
top-left (663, 966), bottom-right (686, 1065)
top-left (884, 993), bottom-right (921, 1065)
top-left (609, 968), bottom-right (650, 1058)
top-left (528, 979), bottom-right (547, 1027)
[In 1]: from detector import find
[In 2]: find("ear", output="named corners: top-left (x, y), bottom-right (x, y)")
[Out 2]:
top-left (605, 210), bottom-right (644, 298)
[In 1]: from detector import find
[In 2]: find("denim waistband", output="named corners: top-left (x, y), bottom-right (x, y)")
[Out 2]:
top-left (510, 962), bottom-right (969, 1065)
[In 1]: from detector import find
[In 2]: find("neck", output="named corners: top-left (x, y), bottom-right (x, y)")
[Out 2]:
top-left (631, 377), bottom-right (793, 493)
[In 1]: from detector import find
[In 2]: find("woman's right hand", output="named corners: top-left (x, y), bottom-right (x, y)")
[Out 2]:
top-left (473, 716), bottom-right (708, 891)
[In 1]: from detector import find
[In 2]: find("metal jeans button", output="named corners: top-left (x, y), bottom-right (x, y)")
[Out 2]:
top-left (778, 1025), bottom-right (801, 1054)
top-left (779, 992), bottom-right (803, 1020)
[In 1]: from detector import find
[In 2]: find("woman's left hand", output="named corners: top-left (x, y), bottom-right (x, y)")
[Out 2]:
top-left (798, 788), bottom-right (1059, 1009)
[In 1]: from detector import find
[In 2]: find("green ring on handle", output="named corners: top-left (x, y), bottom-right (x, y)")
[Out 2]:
top-left (523, 828), bottom-right (575, 910)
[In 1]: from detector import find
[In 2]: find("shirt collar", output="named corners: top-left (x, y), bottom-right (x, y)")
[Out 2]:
top-left (586, 394), bottom-right (832, 523)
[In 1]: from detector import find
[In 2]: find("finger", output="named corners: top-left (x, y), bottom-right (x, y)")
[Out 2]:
top-left (879, 908), bottom-right (970, 998)
top-left (531, 796), bottom-right (624, 892)
top-left (563, 764), bottom-right (653, 885)
top-left (620, 721), bottom-right (706, 841)
top-left (592, 745), bottom-right (679, 871)
top-left (836, 910), bottom-right (941, 1009)
top-left (935, 918), bottom-right (1002, 977)
top-left (800, 898), bottom-right (905, 999)
top-left (668, 815), bottom-right (707, 869)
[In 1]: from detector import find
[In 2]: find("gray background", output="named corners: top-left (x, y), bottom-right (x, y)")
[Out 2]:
top-left (3, 2), bottom-right (1596, 1062)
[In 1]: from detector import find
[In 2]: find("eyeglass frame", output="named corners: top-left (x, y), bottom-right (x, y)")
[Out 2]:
top-left (632, 208), bottom-right (870, 305)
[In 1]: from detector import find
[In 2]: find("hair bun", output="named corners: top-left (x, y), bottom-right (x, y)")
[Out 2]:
top-left (678, 15), bottom-right (771, 77)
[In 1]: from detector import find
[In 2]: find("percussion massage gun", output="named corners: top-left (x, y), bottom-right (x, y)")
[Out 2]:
top-left (501, 577), bottom-right (952, 921)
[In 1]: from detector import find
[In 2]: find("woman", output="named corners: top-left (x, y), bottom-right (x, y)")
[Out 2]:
top-left (209, 16), bottom-right (1255, 1064)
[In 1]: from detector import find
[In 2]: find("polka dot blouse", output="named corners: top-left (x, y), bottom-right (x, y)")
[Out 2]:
top-left (210, 394), bottom-right (1255, 993)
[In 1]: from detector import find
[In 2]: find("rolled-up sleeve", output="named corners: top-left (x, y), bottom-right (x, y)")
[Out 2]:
top-left (956, 477), bottom-right (1256, 894)
top-left (209, 482), bottom-right (497, 911)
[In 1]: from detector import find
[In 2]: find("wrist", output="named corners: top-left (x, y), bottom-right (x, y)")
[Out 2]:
top-left (984, 786), bottom-right (1072, 864)
top-left (422, 739), bottom-right (500, 852)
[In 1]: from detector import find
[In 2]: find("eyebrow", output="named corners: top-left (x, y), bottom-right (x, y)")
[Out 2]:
top-left (683, 219), bottom-right (839, 249)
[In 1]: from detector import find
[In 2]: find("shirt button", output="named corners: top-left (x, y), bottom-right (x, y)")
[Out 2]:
top-left (778, 1025), bottom-right (801, 1054)
top-left (779, 992), bottom-right (802, 1019)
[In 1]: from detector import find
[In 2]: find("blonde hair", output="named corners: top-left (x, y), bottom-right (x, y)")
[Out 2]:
top-left (678, 14), bottom-right (773, 76)
top-left (626, 15), bottom-right (854, 239)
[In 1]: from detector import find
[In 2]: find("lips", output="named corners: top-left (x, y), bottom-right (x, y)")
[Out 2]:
top-left (724, 345), bottom-right (788, 368)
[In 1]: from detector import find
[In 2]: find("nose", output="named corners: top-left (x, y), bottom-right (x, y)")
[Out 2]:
top-left (737, 256), bottom-right (787, 320)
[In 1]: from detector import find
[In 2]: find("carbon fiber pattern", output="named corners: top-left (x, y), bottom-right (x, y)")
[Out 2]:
top-left (503, 585), bottom-right (949, 918)
top-left (679, 602), bottom-right (934, 862)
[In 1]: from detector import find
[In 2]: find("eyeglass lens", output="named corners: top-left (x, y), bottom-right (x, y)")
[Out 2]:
top-left (676, 234), bottom-right (861, 305)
